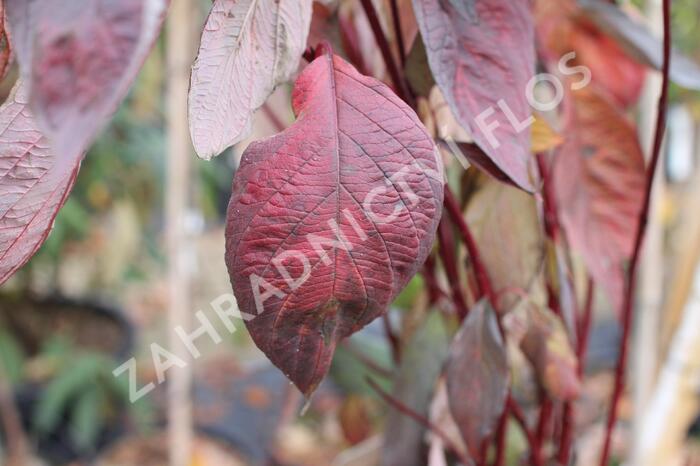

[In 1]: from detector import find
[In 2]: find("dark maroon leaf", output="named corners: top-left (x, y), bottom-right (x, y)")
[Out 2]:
top-left (412, 0), bottom-right (538, 191)
top-left (0, 81), bottom-right (80, 285)
top-left (553, 87), bottom-right (645, 311)
top-left (5, 0), bottom-right (168, 172)
top-left (225, 45), bottom-right (444, 397)
top-left (446, 299), bottom-right (509, 458)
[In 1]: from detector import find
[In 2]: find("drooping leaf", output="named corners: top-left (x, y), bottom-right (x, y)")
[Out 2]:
top-left (446, 299), bottom-right (509, 458)
top-left (465, 175), bottom-right (545, 311)
top-left (579, 0), bottom-right (700, 90)
top-left (225, 45), bottom-right (444, 396)
top-left (553, 87), bottom-right (645, 311)
top-left (412, 0), bottom-right (538, 191)
top-left (0, 0), bottom-right (12, 81)
top-left (189, 0), bottom-right (312, 160)
top-left (5, 0), bottom-right (168, 173)
top-left (0, 81), bottom-right (80, 285)
top-left (520, 303), bottom-right (580, 401)
top-left (536, 0), bottom-right (645, 108)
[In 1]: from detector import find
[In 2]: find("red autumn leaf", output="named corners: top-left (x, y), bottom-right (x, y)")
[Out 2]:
top-left (225, 44), bottom-right (444, 396)
top-left (446, 299), bottom-right (509, 459)
top-left (188, 0), bottom-right (312, 160)
top-left (0, 81), bottom-right (80, 285)
top-left (520, 303), bottom-right (581, 401)
top-left (553, 87), bottom-right (645, 311)
top-left (412, 0), bottom-right (538, 192)
top-left (5, 0), bottom-right (168, 172)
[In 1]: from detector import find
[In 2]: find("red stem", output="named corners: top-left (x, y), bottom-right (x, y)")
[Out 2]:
top-left (382, 312), bottom-right (402, 364)
top-left (557, 278), bottom-right (594, 465)
top-left (359, 0), bottom-right (414, 107)
top-left (366, 377), bottom-right (471, 465)
top-left (389, 0), bottom-right (406, 68)
top-left (493, 403), bottom-right (510, 466)
top-left (437, 218), bottom-right (470, 320)
top-left (443, 188), bottom-right (495, 305)
top-left (598, 1), bottom-right (671, 464)
top-left (533, 396), bottom-right (552, 464)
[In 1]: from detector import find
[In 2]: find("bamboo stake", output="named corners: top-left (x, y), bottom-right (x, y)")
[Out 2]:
top-left (631, 0), bottom-right (665, 462)
top-left (166, 1), bottom-right (196, 465)
top-left (635, 256), bottom-right (700, 466)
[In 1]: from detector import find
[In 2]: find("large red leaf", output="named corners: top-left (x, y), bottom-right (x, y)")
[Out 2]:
top-left (188, 0), bottom-right (312, 160)
top-left (225, 45), bottom-right (444, 396)
top-left (553, 88), bottom-right (645, 311)
top-left (446, 299), bottom-right (509, 459)
top-left (0, 81), bottom-right (79, 285)
top-left (412, 0), bottom-right (538, 191)
top-left (5, 0), bottom-right (168, 174)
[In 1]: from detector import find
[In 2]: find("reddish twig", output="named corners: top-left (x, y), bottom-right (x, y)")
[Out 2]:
top-left (437, 218), bottom-right (470, 320)
top-left (358, 0), bottom-right (414, 106)
top-left (366, 377), bottom-right (471, 465)
top-left (443, 188), bottom-right (495, 305)
top-left (533, 396), bottom-right (552, 465)
top-left (598, 1), bottom-right (671, 464)
top-left (389, 0), bottom-right (406, 68)
top-left (343, 341), bottom-right (393, 378)
top-left (493, 402), bottom-right (510, 466)
top-left (557, 277), bottom-right (594, 465)
top-left (382, 312), bottom-right (402, 364)
top-left (261, 103), bottom-right (286, 132)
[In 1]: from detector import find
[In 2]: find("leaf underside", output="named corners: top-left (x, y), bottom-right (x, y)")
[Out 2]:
top-left (0, 81), bottom-right (79, 285)
top-left (188, 0), bottom-right (313, 159)
top-left (5, 0), bottom-right (168, 174)
top-left (225, 48), bottom-right (444, 396)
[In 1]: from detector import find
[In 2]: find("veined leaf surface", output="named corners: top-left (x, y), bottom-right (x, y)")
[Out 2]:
top-left (225, 45), bottom-right (444, 396)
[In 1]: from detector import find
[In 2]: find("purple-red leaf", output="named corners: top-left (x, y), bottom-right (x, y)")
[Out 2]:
top-left (188, 0), bottom-right (313, 160)
top-left (0, 81), bottom-right (79, 285)
top-left (225, 46), bottom-right (444, 396)
top-left (553, 87), bottom-right (645, 311)
top-left (5, 0), bottom-right (168, 173)
top-left (446, 299), bottom-right (509, 459)
top-left (412, 0), bottom-right (538, 191)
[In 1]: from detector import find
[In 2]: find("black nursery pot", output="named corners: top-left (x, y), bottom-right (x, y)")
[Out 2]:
top-left (0, 294), bottom-right (136, 465)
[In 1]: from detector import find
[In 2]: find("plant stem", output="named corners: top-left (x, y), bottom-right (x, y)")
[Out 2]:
top-left (366, 377), bottom-right (471, 465)
top-left (437, 217), bottom-right (470, 320)
top-left (389, 0), bottom-right (406, 67)
top-left (557, 277), bottom-right (594, 464)
top-left (443, 189), bottom-right (496, 307)
top-left (598, 0), bottom-right (671, 464)
top-left (359, 0), bottom-right (414, 107)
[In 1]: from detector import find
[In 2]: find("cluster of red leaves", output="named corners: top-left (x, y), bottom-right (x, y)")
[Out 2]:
top-left (0, 0), bottom-right (695, 464)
